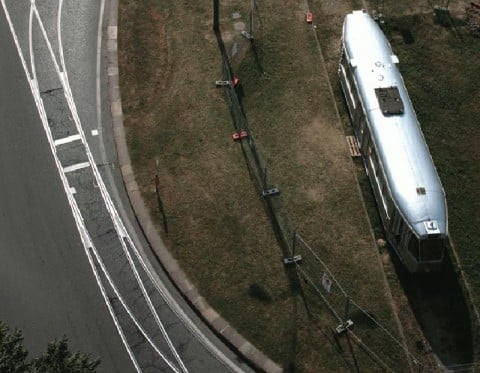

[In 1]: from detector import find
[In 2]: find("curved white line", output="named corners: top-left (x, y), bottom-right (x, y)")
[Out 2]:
top-left (57, 0), bottom-right (65, 72)
top-left (31, 5), bottom-right (61, 74)
top-left (55, 3), bottom-right (188, 372)
top-left (12, 1), bottom-right (245, 372)
top-left (96, 0), bottom-right (104, 134)
top-left (127, 235), bottom-right (246, 373)
top-left (1, 1), bottom-right (140, 371)
top-left (33, 2), bottom-right (247, 372)
top-left (93, 2), bottom-right (246, 372)
top-left (88, 244), bottom-right (181, 373)
top-left (28, 2), bottom-right (36, 84)
top-left (28, 2), bottom-right (174, 369)
top-left (91, 1), bottom-right (234, 370)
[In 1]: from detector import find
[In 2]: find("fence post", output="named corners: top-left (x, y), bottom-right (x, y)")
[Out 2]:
top-left (213, 0), bottom-right (219, 31)
top-left (262, 165), bottom-right (267, 190)
top-left (154, 159), bottom-right (169, 234)
top-left (249, 0), bottom-right (254, 38)
top-left (344, 297), bottom-right (351, 323)
top-left (292, 230), bottom-right (296, 257)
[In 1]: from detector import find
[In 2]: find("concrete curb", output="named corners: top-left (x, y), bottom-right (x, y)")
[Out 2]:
top-left (105, 2), bottom-right (282, 372)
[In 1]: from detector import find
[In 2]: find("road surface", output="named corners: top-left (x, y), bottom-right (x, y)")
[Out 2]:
top-left (0, 1), bottom-right (253, 372)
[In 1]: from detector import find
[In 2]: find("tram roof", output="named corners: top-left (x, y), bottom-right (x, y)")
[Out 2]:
top-left (342, 11), bottom-right (447, 237)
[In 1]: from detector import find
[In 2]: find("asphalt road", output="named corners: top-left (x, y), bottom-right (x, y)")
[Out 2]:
top-left (0, 1), bottom-right (253, 372)
top-left (0, 4), bottom-right (134, 372)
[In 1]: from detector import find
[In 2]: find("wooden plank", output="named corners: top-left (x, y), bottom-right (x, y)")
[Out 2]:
top-left (346, 135), bottom-right (361, 157)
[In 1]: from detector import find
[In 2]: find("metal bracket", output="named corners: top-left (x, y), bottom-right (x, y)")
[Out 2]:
top-left (240, 31), bottom-right (253, 40)
top-left (335, 319), bottom-right (354, 335)
top-left (262, 188), bottom-right (280, 198)
top-left (215, 80), bottom-right (230, 87)
top-left (283, 255), bottom-right (302, 266)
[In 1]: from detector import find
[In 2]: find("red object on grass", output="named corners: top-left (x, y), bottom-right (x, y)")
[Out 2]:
top-left (232, 132), bottom-right (240, 141)
top-left (240, 131), bottom-right (248, 139)
top-left (306, 12), bottom-right (313, 23)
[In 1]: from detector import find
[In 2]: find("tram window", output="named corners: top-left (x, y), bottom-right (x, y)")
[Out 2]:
top-left (392, 212), bottom-right (402, 239)
top-left (420, 239), bottom-right (444, 261)
top-left (340, 64), bottom-right (357, 110)
top-left (361, 127), bottom-right (370, 154)
top-left (408, 236), bottom-right (419, 260)
top-left (396, 219), bottom-right (407, 242)
top-left (369, 148), bottom-right (379, 174)
top-left (359, 117), bottom-right (366, 136)
top-left (341, 50), bottom-right (359, 100)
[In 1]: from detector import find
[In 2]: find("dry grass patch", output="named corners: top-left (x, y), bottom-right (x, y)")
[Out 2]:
top-left (117, 0), bottom-right (419, 370)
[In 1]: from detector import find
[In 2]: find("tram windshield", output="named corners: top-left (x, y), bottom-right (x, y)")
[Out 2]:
top-left (420, 238), bottom-right (444, 261)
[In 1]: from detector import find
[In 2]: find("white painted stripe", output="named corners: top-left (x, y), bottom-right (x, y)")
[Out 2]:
top-left (89, 245), bottom-right (182, 373)
top-left (96, 3), bottom-right (105, 132)
top-left (55, 5), bottom-right (189, 371)
top-left (63, 162), bottom-right (90, 173)
top-left (0, 3), bottom-right (142, 371)
top-left (21, 2), bottom-right (244, 372)
top-left (54, 134), bottom-right (81, 146)
top-left (53, 3), bottom-right (185, 371)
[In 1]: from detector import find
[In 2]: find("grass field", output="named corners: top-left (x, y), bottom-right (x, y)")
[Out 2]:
top-left (118, 0), bottom-right (479, 371)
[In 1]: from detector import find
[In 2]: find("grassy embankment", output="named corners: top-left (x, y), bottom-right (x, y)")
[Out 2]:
top-left (116, 0), bottom-right (428, 370)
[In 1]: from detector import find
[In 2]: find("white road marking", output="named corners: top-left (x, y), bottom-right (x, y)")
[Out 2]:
top-left (54, 3), bottom-right (189, 371)
top-left (63, 161), bottom-right (90, 173)
top-left (54, 133), bottom-right (81, 146)
top-left (91, 129), bottom-right (99, 136)
top-left (5, 1), bottom-right (246, 372)
top-left (96, 0), bottom-right (104, 142)
top-left (0, 2), bottom-right (140, 372)
top-left (32, 5), bottom-right (62, 74)
top-left (94, 1), bottom-right (246, 372)
top-left (34, 1), bottom-right (188, 371)
top-left (88, 244), bottom-right (183, 373)
top-left (28, 0), bottom-right (35, 80)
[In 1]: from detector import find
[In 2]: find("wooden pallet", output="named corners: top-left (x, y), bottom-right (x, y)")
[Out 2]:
top-left (346, 136), bottom-right (361, 157)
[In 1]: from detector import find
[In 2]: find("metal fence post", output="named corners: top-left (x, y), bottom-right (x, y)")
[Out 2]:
top-left (213, 0), bottom-right (219, 31)
top-left (292, 230), bottom-right (296, 257)
top-left (344, 297), bottom-right (350, 323)
top-left (262, 165), bottom-right (267, 190)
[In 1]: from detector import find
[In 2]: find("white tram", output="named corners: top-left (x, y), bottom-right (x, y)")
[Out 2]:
top-left (338, 10), bottom-right (448, 272)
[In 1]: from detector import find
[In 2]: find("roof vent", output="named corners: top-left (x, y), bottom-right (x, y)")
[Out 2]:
top-left (375, 86), bottom-right (404, 115)
top-left (416, 187), bottom-right (426, 195)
